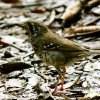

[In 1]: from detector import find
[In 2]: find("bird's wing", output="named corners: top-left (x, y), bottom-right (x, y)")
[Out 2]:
top-left (42, 32), bottom-right (86, 52)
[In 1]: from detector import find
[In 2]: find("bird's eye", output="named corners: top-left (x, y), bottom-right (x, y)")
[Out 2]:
top-left (27, 22), bottom-right (33, 28)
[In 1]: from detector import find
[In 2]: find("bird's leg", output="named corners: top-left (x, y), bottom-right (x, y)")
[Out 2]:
top-left (53, 68), bottom-right (62, 93)
top-left (53, 75), bottom-right (60, 93)
top-left (60, 67), bottom-right (66, 90)
top-left (44, 63), bottom-right (49, 70)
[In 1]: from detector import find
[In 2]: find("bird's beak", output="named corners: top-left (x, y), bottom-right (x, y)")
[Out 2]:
top-left (19, 22), bottom-right (29, 29)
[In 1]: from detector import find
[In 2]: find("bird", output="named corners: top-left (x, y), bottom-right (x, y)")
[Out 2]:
top-left (22, 20), bottom-right (99, 93)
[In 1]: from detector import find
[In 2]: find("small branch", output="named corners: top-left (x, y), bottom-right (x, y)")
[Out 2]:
top-left (22, 51), bottom-right (35, 59)
top-left (64, 29), bottom-right (100, 38)
top-left (64, 26), bottom-right (100, 35)
top-left (34, 66), bottom-right (48, 82)
top-left (12, 2), bottom-right (46, 8)
top-left (0, 23), bottom-right (26, 29)
top-left (0, 39), bottom-right (27, 52)
top-left (0, 2), bottom-right (46, 9)
top-left (9, 43), bottom-right (28, 53)
top-left (85, 0), bottom-right (100, 9)
top-left (84, 16), bottom-right (100, 26)
top-left (4, 51), bottom-right (35, 62)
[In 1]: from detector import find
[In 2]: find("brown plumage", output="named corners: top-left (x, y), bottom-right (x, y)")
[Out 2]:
top-left (22, 20), bottom-right (96, 93)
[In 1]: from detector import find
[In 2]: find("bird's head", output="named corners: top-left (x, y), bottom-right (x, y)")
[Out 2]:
top-left (22, 20), bottom-right (48, 38)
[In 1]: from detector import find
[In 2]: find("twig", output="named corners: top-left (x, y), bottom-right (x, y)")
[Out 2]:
top-left (64, 30), bottom-right (100, 38)
top-left (9, 43), bottom-right (28, 53)
top-left (84, 16), bottom-right (100, 26)
top-left (0, 23), bottom-right (26, 29)
top-left (45, 86), bottom-right (55, 100)
top-left (85, 0), bottom-right (100, 9)
top-left (64, 26), bottom-right (100, 35)
top-left (65, 73), bottom-right (83, 89)
top-left (12, 2), bottom-right (46, 8)
top-left (34, 66), bottom-right (48, 82)
top-left (0, 2), bottom-right (46, 9)
top-left (22, 51), bottom-right (35, 59)
top-left (73, 73), bottom-right (83, 85)
top-left (0, 39), bottom-right (27, 52)
top-left (46, 5), bottom-right (66, 12)
top-left (5, 51), bottom-right (35, 61)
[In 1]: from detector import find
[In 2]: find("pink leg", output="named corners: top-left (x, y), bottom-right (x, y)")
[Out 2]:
top-left (53, 76), bottom-right (60, 93)
top-left (44, 64), bottom-right (49, 70)
top-left (53, 68), bottom-right (62, 93)
top-left (60, 67), bottom-right (66, 90)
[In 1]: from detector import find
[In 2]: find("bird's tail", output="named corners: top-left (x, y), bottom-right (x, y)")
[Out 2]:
top-left (89, 49), bottom-right (100, 54)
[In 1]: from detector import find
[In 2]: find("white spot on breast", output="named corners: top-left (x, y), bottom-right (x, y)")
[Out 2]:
top-left (43, 45), bottom-right (47, 48)
top-left (47, 45), bottom-right (50, 47)
top-left (50, 43), bottom-right (53, 45)
top-left (33, 33), bottom-right (37, 36)
top-left (57, 45), bottom-right (59, 48)
top-left (52, 47), bottom-right (55, 49)
top-left (33, 28), bottom-right (35, 30)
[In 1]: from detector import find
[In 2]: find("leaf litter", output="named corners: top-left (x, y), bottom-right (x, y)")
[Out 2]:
top-left (0, 0), bottom-right (100, 99)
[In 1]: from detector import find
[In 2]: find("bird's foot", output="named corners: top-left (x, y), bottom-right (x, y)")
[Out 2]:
top-left (60, 85), bottom-right (64, 91)
top-left (53, 87), bottom-right (58, 94)
top-left (53, 84), bottom-right (64, 94)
